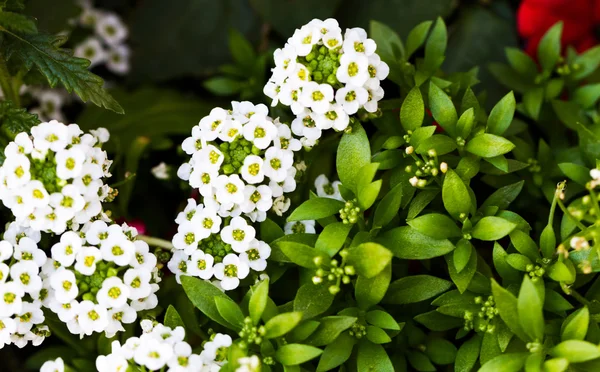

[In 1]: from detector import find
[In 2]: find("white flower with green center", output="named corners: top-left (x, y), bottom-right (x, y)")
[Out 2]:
top-left (273, 45), bottom-right (298, 76)
top-left (0, 317), bottom-right (16, 347)
top-left (232, 101), bottom-right (269, 124)
top-left (335, 85), bottom-right (369, 115)
top-left (25, 180), bottom-right (49, 208)
top-left (368, 54), bottom-right (390, 80)
top-left (213, 253), bottom-right (249, 291)
top-left (279, 82), bottom-right (305, 115)
top-left (290, 24), bottom-right (321, 56)
top-left (221, 216), bottom-right (256, 253)
top-left (49, 269), bottom-right (78, 304)
top-left (337, 53), bottom-right (370, 87)
top-left (77, 300), bottom-right (109, 335)
top-left (95, 13), bottom-right (128, 45)
top-left (175, 198), bottom-right (198, 225)
top-left (15, 301), bottom-right (44, 333)
top-left (4, 132), bottom-right (33, 158)
top-left (105, 304), bottom-right (136, 338)
top-left (97, 277), bottom-right (131, 308)
top-left (172, 222), bottom-right (201, 252)
top-left (240, 239), bottom-right (271, 271)
top-left (241, 155), bottom-right (266, 184)
top-left (214, 174), bottom-right (246, 205)
top-left (188, 250), bottom-right (215, 279)
top-left (242, 185), bottom-right (273, 214)
top-left (343, 28), bottom-right (377, 56)
top-left (4, 153), bottom-right (31, 188)
top-left (50, 299), bottom-right (79, 323)
top-left (309, 18), bottom-right (341, 35)
top-left (198, 107), bottom-right (228, 141)
top-left (50, 185), bottom-right (86, 221)
top-left (85, 219), bottom-right (111, 243)
top-left (322, 30), bottom-right (343, 49)
top-left (218, 119), bottom-right (244, 143)
top-left (274, 121), bottom-right (302, 151)
top-left (300, 82), bottom-right (335, 114)
top-left (242, 117), bottom-right (277, 149)
top-left (284, 220), bottom-right (316, 235)
top-left (269, 166), bottom-right (297, 198)
top-left (3, 187), bottom-right (33, 220)
top-left (74, 246), bottom-right (101, 276)
top-left (291, 109), bottom-right (322, 141)
top-left (167, 341), bottom-right (204, 371)
top-left (193, 144), bottom-right (224, 172)
top-left (56, 147), bottom-right (86, 180)
top-left (74, 37), bottom-right (106, 67)
top-left (31, 205), bottom-right (68, 234)
top-left (134, 337), bottom-right (174, 370)
top-left (15, 237), bottom-right (47, 267)
top-left (50, 231), bottom-right (82, 266)
top-left (107, 44), bottom-right (130, 75)
top-left (40, 357), bottom-right (64, 372)
top-left (190, 204), bottom-right (222, 239)
top-left (0, 263), bottom-right (8, 284)
top-left (167, 251), bottom-right (190, 284)
top-left (264, 147), bottom-right (294, 183)
top-left (200, 333), bottom-right (233, 365)
top-left (363, 78), bottom-right (385, 113)
top-left (289, 64), bottom-right (311, 87)
top-left (181, 126), bottom-right (203, 155)
top-left (315, 174), bottom-right (344, 201)
top-left (9, 261), bottom-right (42, 293)
top-left (317, 103), bottom-right (349, 131)
top-left (188, 168), bottom-right (217, 197)
top-left (99, 229), bottom-right (136, 266)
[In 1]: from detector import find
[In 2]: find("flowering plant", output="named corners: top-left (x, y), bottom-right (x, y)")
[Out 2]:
top-left (1, 1), bottom-right (600, 372)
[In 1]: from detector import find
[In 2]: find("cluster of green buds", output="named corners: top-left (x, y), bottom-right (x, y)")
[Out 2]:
top-left (199, 233), bottom-right (234, 263)
top-left (30, 153), bottom-right (63, 193)
top-left (465, 296), bottom-right (498, 333)
top-left (526, 264), bottom-right (545, 282)
top-left (76, 261), bottom-right (121, 301)
top-left (154, 248), bottom-right (172, 268)
top-left (349, 322), bottom-right (367, 339)
top-left (300, 44), bottom-right (342, 87)
top-left (238, 317), bottom-right (265, 347)
top-left (339, 198), bottom-right (361, 224)
top-left (312, 250), bottom-right (356, 295)
top-left (404, 147), bottom-right (448, 188)
top-left (553, 56), bottom-right (581, 78)
top-left (219, 138), bottom-right (262, 175)
top-left (526, 341), bottom-right (543, 353)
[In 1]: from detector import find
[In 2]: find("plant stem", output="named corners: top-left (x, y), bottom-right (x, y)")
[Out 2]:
top-left (570, 288), bottom-right (592, 307)
top-left (556, 198), bottom-right (587, 231)
top-left (137, 235), bottom-right (174, 250)
top-left (0, 55), bottom-right (19, 106)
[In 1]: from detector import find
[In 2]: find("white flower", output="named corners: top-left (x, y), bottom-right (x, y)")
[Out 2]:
top-left (91, 128), bottom-right (110, 144)
top-left (243, 117), bottom-right (277, 149)
top-left (78, 300), bottom-right (109, 336)
top-left (291, 110), bottom-right (322, 141)
top-left (263, 147), bottom-right (294, 182)
top-left (40, 357), bottom-right (64, 372)
top-left (235, 156), bottom-right (266, 186)
top-left (97, 276), bottom-right (130, 308)
top-left (290, 25), bottom-right (321, 56)
top-left (134, 337), bottom-right (174, 370)
top-left (15, 237), bottom-right (47, 267)
top-left (279, 82), bottom-right (305, 115)
top-left (172, 222), bottom-right (201, 252)
top-left (284, 220), bottom-right (316, 235)
top-left (198, 108), bottom-right (228, 141)
top-left (95, 13), bottom-right (128, 45)
top-left (10, 261), bottom-right (42, 293)
top-left (221, 217), bottom-right (256, 253)
top-left (150, 162), bottom-right (170, 180)
top-left (315, 174), bottom-right (343, 201)
top-left (337, 53), bottom-right (370, 87)
top-left (4, 154), bottom-right (31, 188)
top-left (231, 101), bottom-right (269, 123)
top-left (367, 54), bottom-right (390, 80)
top-left (74, 246), bottom-right (101, 275)
top-left (107, 44), bottom-right (131, 74)
top-left (335, 85), bottom-right (369, 115)
top-left (272, 196), bottom-right (291, 216)
top-left (193, 144), bottom-right (224, 171)
top-left (0, 317), bottom-right (16, 346)
top-left (213, 254), bottom-right (250, 291)
top-left (49, 269), bottom-right (78, 303)
top-left (0, 241), bottom-right (13, 261)
top-left (0, 281), bottom-right (24, 316)
top-left (318, 104), bottom-right (349, 131)
top-left (274, 122), bottom-right (302, 151)
top-left (242, 185), bottom-right (273, 213)
top-left (75, 37), bottom-right (106, 66)
top-left (55, 147), bottom-right (85, 179)
top-left (168, 341), bottom-right (204, 371)
top-left (300, 82), bottom-right (334, 114)
top-left (322, 30), bottom-right (343, 49)
top-left (131, 241), bottom-right (157, 271)
top-left (100, 230), bottom-right (135, 266)
top-left (51, 300), bottom-right (79, 323)
top-left (363, 78), bottom-right (385, 113)
top-left (37, 90), bottom-right (65, 119)
top-left (240, 240), bottom-right (271, 272)
top-left (191, 206), bottom-right (222, 238)
top-left (214, 174), bottom-right (245, 205)
top-left (343, 28), bottom-right (377, 56)
top-left (273, 46), bottom-right (298, 75)
top-left (236, 355), bottom-right (261, 372)
top-left (167, 251), bottom-right (189, 283)
top-left (200, 333), bottom-right (232, 365)
top-left (187, 250), bottom-right (215, 280)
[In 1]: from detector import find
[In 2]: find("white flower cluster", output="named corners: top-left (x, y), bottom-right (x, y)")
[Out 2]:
top-left (43, 220), bottom-right (160, 338)
top-left (28, 90), bottom-right (67, 123)
top-left (264, 18), bottom-right (389, 146)
top-left (177, 102), bottom-right (300, 221)
top-left (41, 357), bottom-right (64, 372)
top-left (74, 0), bottom-right (130, 74)
top-left (168, 199), bottom-right (271, 291)
top-left (0, 231), bottom-right (49, 349)
top-left (96, 320), bottom-right (204, 372)
top-left (0, 121), bottom-right (112, 234)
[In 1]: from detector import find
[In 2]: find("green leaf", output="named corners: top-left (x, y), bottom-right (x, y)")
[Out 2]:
top-left (491, 279), bottom-right (528, 341)
top-left (558, 163), bottom-right (591, 186)
top-left (573, 45), bottom-right (600, 80)
top-left (384, 275), bottom-right (452, 304)
top-left (164, 305), bottom-right (185, 329)
top-left (509, 230), bottom-right (540, 262)
top-left (315, 222), bottom-right (352, 258)
top-left (425, 338), bottom-right (457, 365)
top-left (456, 108), bottom-right (475, 139)
top-left (358, 180), bottom-right (382, 210)
top-left (405, 20), bottom-right (433, 58)
top-left (523, 87), bottom-right (544, 120)
top-left (487, 91), bottom-right (515, 136)
top-left (203, 77), bottom-right (242, 96)
top-left (260, 218), bottom-right (284, 244)
top-left (573, 83), bottom-right (600, 108)
top-left (542, 358), bottom-right (569, 372)
top-left (249, 279), bottom-right (269, 325)
top-left (429, 81), bottom-right (457, 135)
top-left (466, 134), bottom-right (515, 158)
top-left (453, 239), bottom-right (473, 273)
top-left (366, 310), bottom-right (400, 330)
top-left (455, 335), bottom-right (481, 372)
top-left (401, 86), bottom-right (424, 131)
top-left (407, 351), bottom-right (436, 371)
top-left (493, 243), bottom-right (521, 282)
top-left (337, 123), bottom-right (371, 192)
top-left (414, 311), bottom-right (464, 331)
top-left (294, 283), bottom-right (334, 319)
top-left (275, 344), bottom-right (323, 366)
top-left (480, 181), bottom-right (524, 211)
top-left (379, 226), bottom-right (455, 259)
top-left (407, 188), bottom-right (439, 219)
top-left (446, 247), bottom-right (477, 293)
top-left (373, 184), bottom-right (403, 229)
top-left (366, 326), bottom-right (392, 344)
top-left (415, 134), bottom-right (457, 155)
top-left (0, 11), bottom-right (36, 33)
top-left (278, 242), bottom-right (323, 269)
top-left (479, 353), bottom-right (528, 372)
top-left (424, 17), bottom-right (447, 71)
top-left (264, 312), bottom-right (303, 339)
top-left (181, 276), bottom-right (235, 329)
top-left (550, 340), bottom-right (600, 362)
top-left (518, 276), bottom-right (544, 341)
top-left (287, 320), bottom-right (320, 343)
top-left (316, 332), bottom-right (355, 372)
top-left (537, 22), bottom-right (563, 73)
top-left (357, 341), bottom-right (394, 372)
top-left (408, 213), bottom-right (461, 239)
top-left (4, 32), bottom-right (122, 113)
top-left (347, 242), bottom-right (392, 278)
top-left (540, 224), bottom-right (556, 259)
top-left (228, 28), bottom-right (255, 70)
top-left (506, 254), bottom-right (533, 271)
top-left (215, 297), bottom-right (245, 331)
top-left (505, 47), bottom-right (539, 77)
top-left (369, 20), bottom-right (404, 84)
top-left (472, 217), bottom-right (516, 241)
top-left (561, 307), bottom-right (589, 341)
top-left (287, 197), bottom-right (344, 222)
top-left (442, 169), bottom-right (471, 220)
top-left (306, 316), bottom-right (357, 346)
top-left (356, 264), bottom-right (391, 310)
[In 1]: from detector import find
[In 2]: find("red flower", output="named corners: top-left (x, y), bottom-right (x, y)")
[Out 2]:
top-left (517, 0), bottom-right (600, 57)
top-left (116, 217), bottom-right (147, 235)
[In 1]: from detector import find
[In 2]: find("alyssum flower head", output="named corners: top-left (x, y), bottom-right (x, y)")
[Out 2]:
top-left (0, 121), bottom-right (114, 234)
top-left (264, 18), bottom-right (389, 145)
top-left (177, 102), bottom-right (300, 222)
